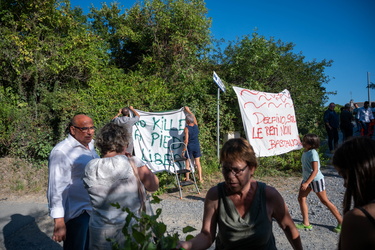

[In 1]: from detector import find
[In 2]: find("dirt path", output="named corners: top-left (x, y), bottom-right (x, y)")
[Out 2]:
top-left (0, 166), bottom-right (343, 250)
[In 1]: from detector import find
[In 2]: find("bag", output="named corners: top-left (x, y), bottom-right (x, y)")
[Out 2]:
top-left (129, 157), bottom-right (158, 245)
top-left (129, 157), bottom-right (154, 216)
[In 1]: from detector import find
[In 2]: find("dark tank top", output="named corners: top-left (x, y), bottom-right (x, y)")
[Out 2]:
top-left (356, 203), bottom-right (375, 227)
top-left (215, 181), bottom-right (276, 250)
top-left (187, 124), bottom-right (199, 146)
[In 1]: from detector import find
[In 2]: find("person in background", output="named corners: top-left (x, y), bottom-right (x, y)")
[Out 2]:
top-left (112, 106), bottom-right (140, 155)
top-left (340, 103), bottom-right (353, 141)
top-left (83, 122), bottom-right (159, 249)
top-left (352, 103), bottom-right (360, 132)
top-left (47, 114), bottom-right (99, 249)
top-left (356, 101), bottom-right (374, 136)
top-left (370, 102), bottom-right (375, 137)
top-left (176, 138), bottom-right (302, 250)
top-left (323, 102), bottom-right (339, 152)
top-left (296, 134), bottom-right (342, 232)
top-left (332, 137), bottom-right (375, 249)
top-left (371, 102), bottom-right (375, 117)
top-left (183, 106), bottom-right (203, 183)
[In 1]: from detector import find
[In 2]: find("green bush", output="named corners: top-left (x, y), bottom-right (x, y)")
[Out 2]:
top-left (257, 149), bottom-right (303, 177)
top-left (110, 195), bottom-right (195, 249)
top-left (154, 172), bottom-right (176, 195)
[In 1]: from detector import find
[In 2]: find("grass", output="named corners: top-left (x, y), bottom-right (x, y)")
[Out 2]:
top-left (0, 156), bottom-right (302, 200)
top-left (0, 157), bottom-right (49, 197)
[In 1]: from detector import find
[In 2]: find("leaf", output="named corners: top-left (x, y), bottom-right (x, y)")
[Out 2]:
top-left (110, 202), bottom-right (121, 209)
top-left (185, 234), bottom-right (195, 241)
top-left (152, 222), bottom-right (167, 238)
top-left (132, 228), bottom-right (146, 244)
top-left (150, 195), bottom-right (162, 204)
top-left (145, 243), bottom-right (157, 250)
top-left (182, 226), bottom-right (196, 233)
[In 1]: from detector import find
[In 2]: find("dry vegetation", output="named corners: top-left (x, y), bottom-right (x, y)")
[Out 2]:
top-left (0, 158), bottom-right (48, 201)
top-left (0, 157), bottom-right (300, 202)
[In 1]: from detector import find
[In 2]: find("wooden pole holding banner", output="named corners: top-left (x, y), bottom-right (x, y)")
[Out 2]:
top-left (213, 72), bottom-right (226, 159)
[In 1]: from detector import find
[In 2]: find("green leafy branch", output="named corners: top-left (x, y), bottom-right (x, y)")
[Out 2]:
top-left (110, 195), bottom-right (196, 250)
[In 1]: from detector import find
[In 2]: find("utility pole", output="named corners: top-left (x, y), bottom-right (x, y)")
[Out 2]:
top-left (213, 72), bottom-right (226, 159)
top-left (368, 72), bottom-right (371, 103)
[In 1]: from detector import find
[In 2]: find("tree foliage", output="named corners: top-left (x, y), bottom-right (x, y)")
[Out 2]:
top-left (89, 0), bottom-right (211, 77)
top-left (0, 0), bottom-right (331, 172)
top-left (214, 34), bottom-right (331, 135)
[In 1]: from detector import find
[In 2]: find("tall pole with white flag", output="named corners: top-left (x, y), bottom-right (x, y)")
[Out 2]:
top-left (213, 71), bottom-right (226, 159)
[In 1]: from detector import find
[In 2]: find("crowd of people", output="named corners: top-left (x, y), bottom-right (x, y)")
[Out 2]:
top-left (324, 101), bottom-right (375, 152)
top-left (47, 106), bottom-right (203, 249)
top-left (46, 104), bottom-right (375, 249)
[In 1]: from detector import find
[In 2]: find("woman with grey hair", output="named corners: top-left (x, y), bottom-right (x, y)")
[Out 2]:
top-left (183, 106), bottom-right (203, 182)
top-left (83, 123), bottom-right (159, 249)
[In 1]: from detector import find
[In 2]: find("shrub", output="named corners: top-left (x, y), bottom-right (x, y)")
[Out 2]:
top-left (110, 195), bottom-right (195, 249)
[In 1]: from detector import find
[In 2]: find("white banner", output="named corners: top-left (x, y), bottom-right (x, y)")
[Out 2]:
top-left (233, 86), bottom-right (302, 157)
top-left (133, 108), bottom-right (186, 173)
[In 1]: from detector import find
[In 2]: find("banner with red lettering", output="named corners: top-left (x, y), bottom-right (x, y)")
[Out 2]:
top-left (233, 87), bottom-right (302, 157)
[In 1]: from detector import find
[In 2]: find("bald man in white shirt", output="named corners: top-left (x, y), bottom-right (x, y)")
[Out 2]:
top-left (47, 114), bottom-right (99, 249)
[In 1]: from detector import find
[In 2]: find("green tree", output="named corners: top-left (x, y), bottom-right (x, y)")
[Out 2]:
top-left (89, 0), bottom-right (211, 79)
top-left (87, 0), bottom-right (219, 165)
top-left (216, 33), bottom-right (331, 135)
top-left (0, 0), bottom-right (110, 159)
top-left (0, 0), bottom-right (110, 113)
top-left (0, 0), bottom-right (332, 177)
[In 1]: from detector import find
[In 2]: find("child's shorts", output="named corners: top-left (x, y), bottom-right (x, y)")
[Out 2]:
top-left (308, 179), bottom-right (326, 193)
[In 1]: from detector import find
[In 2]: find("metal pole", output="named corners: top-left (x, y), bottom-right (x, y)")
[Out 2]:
top-left (217, 88), bottom-right (220, 159)
top-left (368, 72), bottom-right (371, 103)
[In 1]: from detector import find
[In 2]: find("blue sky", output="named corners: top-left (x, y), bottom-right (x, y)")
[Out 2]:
top-left (70, 0), bottom-right (375, 106)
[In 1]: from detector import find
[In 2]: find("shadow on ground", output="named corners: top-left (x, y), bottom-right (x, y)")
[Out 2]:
top-left (3, 213), bottom-right (62, 250)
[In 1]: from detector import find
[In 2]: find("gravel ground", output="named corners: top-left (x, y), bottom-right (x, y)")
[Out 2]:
top-left (153, 163), bottom-right (345, 250)
top-left (1, 162), bottom-right (344, 250)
